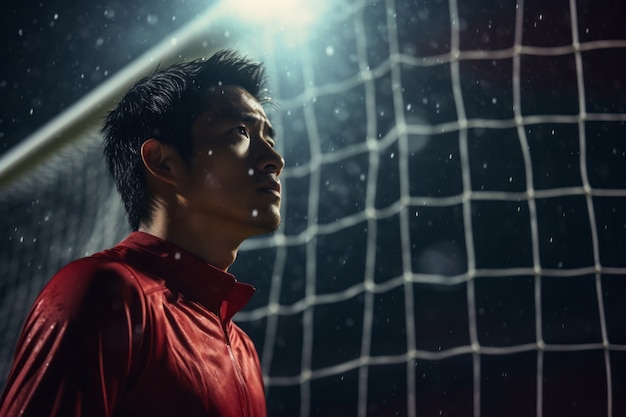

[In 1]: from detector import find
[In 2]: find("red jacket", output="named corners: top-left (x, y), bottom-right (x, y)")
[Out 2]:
top-left (0, 232), bottom-right (267, 417)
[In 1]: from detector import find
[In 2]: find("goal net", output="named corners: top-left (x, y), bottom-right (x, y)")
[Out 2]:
top-left (2, 0), bottom-right (626, 416)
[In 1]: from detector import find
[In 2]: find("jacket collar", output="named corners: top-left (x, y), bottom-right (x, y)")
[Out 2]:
top-left (118, 231), bottom-right (255, 323)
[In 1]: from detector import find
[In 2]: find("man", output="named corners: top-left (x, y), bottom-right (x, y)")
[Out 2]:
top-left (0, 49), bottom-right (284, 417)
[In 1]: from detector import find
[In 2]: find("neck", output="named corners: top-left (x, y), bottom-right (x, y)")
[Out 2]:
top-left (139, 210), bottom-right (242, 271)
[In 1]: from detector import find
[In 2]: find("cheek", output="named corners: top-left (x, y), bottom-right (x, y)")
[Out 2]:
top-left (202, 172), bottom-right (223, 189)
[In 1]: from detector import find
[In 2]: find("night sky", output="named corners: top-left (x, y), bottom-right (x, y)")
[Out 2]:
top-left (1, 0), bottom-right (219, 156)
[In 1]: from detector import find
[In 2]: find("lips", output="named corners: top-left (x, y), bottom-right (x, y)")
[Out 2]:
top-left (259, 178), bottom-right (281, 197)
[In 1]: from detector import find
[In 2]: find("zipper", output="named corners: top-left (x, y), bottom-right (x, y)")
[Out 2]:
top-left (224, 324), bottom-right (251, 417)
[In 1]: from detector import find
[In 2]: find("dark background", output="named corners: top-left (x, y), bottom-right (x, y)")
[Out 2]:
top-left (1, 0), bottom-right (217, 155)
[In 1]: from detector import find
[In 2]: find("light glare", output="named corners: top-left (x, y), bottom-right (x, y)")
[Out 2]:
top-left (217, 0), bottom-right (328, 35)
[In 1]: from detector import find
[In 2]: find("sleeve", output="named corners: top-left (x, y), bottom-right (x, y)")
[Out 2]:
top-left (0, 257), bottom-right (147, 417)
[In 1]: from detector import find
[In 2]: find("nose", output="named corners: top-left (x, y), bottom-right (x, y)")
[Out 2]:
top-left (258, 142), bottom-right (285, 176)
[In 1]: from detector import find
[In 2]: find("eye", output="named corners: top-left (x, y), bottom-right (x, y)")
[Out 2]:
top-left (236, 126), bottom-right (249, 137)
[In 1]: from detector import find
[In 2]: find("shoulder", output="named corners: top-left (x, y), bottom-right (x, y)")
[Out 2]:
top-left (49, 253), bottom-right (139, 294)
top-left (56, 252), bottom-right (135, 282)
top-left (37, 252), bottom-right (148, 322)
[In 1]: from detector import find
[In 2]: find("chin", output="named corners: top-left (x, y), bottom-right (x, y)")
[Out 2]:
top-left (248, 214), bottom-right (281, 236)
top-left (248, 226), bottom-right (280, 238)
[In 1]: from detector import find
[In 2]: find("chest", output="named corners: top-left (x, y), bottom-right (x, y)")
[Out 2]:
top-left (119, 298), bottom-right (266, 417)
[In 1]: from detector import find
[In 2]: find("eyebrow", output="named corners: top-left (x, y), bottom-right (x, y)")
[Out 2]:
top-left (221, 107), bottom-right (276, 139)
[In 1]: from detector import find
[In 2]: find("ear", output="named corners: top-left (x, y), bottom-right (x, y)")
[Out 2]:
top-left (140, 139), bottom-right (185, 187)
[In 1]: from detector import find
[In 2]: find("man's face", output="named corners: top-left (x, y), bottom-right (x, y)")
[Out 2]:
top-left (179, 86), bottom-right (284, 240)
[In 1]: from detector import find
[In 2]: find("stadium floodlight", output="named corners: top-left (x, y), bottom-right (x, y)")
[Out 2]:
top-left (214, 0), bottom-right (331, 41)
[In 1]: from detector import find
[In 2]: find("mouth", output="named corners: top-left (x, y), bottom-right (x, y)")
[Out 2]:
top-left (259, 179), bottom-right (281, 198)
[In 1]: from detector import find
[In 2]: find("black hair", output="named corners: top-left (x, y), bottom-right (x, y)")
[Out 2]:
top-left (101, 49), bottom-right (269, 231)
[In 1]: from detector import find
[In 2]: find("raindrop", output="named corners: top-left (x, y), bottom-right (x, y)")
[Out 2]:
top-left (252, 209), bottom-right (258, 217)
top-left (325, 46), bottom-right (335, 56)
top-left (174, 252), bottom-right (181, 260)
top-left (248, 168), bottom-right (254, 176)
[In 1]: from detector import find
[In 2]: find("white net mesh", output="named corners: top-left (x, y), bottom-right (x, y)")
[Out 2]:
top-left (2, 0), bottom-right (626, 416)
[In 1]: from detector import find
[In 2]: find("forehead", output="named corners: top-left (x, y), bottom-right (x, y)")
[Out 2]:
top-left (205, 85), bottom-right (268, 121)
